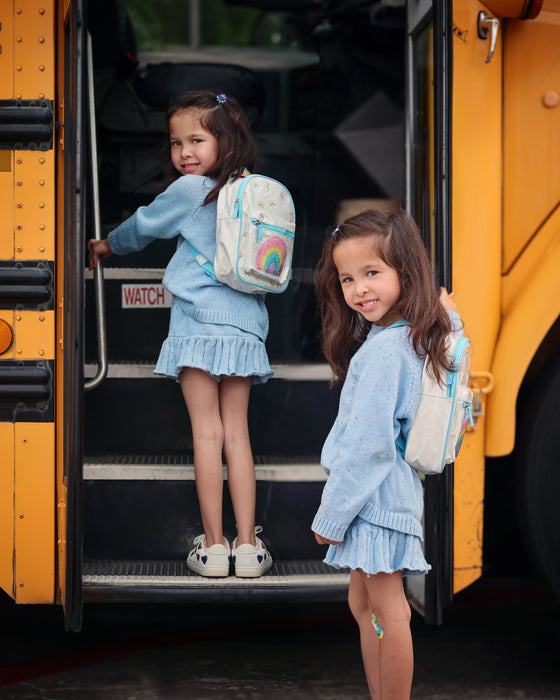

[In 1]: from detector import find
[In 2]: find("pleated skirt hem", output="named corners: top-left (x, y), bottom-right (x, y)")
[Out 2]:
top-left (155, 334), bottom-right (273, 384)
top-left (323, 518), bottom-right (431, 577)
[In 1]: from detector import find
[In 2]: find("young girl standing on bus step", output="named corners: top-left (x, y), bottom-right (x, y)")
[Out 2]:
top-left (88, 90), bottom-right (274, 579)
top-left (311, 209), bottom-right (460, 699)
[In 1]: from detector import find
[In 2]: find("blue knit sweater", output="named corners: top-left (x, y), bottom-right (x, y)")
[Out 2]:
top-left (312, 317), bottom-right (459, 543)
top-left (107, 174), bottom-right (269, 340)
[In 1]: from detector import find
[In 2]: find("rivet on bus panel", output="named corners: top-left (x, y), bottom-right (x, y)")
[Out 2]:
top-left (18, 514), bottom-right (24, 519)
top-left (39, 8), bottom-right (45, 14)
top-left (16, 180), bottom-right (22, 186)
top-left (16, 247), bottom-right (23, 253)
top-left (39, 179), bottom-right (45, 186)
top-left (16, 36), bottom-right (22, 43)
top-left (16, 8), bottom-right (22, 14)
top-left (16, 65), bottom-right (22, 71)
top-left (39, 158), bottom-right (45, 164)
top-left (16, 157), bottom-right (22, 164)
top-left (39, 246), bottom-right (45, 252)
top-left (39, 349), bottom-right (44, 356)
top-left (39, 37), bottom-right (45, 44)
top-left (39, 202), bottom-right (45, 208)
top-left (16, 224), bottom-right (22, 230)
top-left (543, 91), bottom-right (559, 109)
top-left (39, 224), bottom-right (45, 230)
top-left (39, 65), bottom-right (45, 72)
top-left (17, 202), bottom-right (23, 208)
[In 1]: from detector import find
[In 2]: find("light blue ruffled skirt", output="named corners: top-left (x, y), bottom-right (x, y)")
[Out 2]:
top-left (323, 516), bottom-right (431, 576)
top-left (154, 298), bottom-right (273, 385)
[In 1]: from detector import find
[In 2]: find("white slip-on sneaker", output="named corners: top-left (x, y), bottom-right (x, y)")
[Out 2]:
top-left (186, 534), bottom-right (231, 577)
top-left (232, 526), bottom-right (273, 578)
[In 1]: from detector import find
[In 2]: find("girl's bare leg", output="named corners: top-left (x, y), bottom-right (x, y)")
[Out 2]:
top-left (219, 376), bottom-right (256, 545)
top-left (179, 368), bottom-right (224, 547)
top-left (361, 570), bottom-right (413, 699)
top-left (348, 570), bottom-right (381, 698)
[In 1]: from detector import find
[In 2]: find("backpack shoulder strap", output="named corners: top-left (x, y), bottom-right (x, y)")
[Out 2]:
top-left (187, 242), bottom-right (217, 280)
top-left (387, 319), bottom-right (409, 330)
top-left (386, 319), bottom-right (409, 455)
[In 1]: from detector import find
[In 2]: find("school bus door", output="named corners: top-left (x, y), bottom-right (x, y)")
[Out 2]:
top-left (55, 0), bottom-right (87, 632)
top-left (407, 0), bottom-right (505, 623)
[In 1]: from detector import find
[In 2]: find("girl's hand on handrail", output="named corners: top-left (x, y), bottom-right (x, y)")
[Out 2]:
top-left (439, 287), bottom-right (458, 314)
top-left (88, 238), bottom-right (113, 270)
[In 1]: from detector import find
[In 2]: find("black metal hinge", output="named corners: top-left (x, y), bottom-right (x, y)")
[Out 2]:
top-left (0, 360), bottom-right (53, 422)
top-left (0, 99), bottom-right (54, 150)
top-left (0, 261), bottom-right (54, 311)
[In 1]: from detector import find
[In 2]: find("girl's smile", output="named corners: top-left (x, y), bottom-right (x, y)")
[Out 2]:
top-left (333, 237), bottom-right (401, 325)
top-left (169, 110), bottom-right (219, 177)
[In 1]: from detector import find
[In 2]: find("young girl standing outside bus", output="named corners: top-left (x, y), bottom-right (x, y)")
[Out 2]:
top-left (311, 209), bottom-right (460, 698)
top-left (88, 90), bottom-right (273, 578)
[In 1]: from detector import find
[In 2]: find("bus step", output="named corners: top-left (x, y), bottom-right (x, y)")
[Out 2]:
top-left (83, 454), bottom-right (326, 482)
top-left (83, 559), bottom-right (350, 603)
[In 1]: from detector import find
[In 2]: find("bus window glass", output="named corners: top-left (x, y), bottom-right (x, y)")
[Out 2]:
top-left (412, 23), bottom-right (436, 264)
top-left (88, 0), bottom-right (407, 365)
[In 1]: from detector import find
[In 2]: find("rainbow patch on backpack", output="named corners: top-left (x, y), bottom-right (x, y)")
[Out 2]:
top-left (256, 236), bottom-right (287, 276)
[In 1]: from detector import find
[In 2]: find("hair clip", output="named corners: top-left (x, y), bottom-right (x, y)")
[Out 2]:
top-left (331, 226), bottom-right (340, 238)
top-left (216, 93), bottom-right (228, 105)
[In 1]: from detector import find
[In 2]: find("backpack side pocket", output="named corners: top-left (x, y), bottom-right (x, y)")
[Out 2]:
top-left (444, 384), bottom-right (473, 464)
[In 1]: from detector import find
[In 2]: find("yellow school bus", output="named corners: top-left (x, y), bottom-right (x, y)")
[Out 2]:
top-left (0, 0), bottom-right (558, 630)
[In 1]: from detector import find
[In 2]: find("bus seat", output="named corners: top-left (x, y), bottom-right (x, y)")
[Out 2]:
top-left (133, 61), bottom-right (266, 125)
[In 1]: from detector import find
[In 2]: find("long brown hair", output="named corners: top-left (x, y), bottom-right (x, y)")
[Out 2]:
top-left (163, 90), bottom-right (261, 205)
top-left (316, 208), bottom-right (453, 383)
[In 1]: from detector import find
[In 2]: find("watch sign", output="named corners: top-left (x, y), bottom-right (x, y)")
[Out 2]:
top-left (121, 284), bottom-right (172, 308)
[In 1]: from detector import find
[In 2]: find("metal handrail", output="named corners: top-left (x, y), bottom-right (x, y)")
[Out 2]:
top-left (84, 33), bottom-right (108, 391)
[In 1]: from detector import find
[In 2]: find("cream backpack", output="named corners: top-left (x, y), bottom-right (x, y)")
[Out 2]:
top-left (189, 173), bottom-right (296, 294)
top-left (392, 320), bottom-right (474, 475)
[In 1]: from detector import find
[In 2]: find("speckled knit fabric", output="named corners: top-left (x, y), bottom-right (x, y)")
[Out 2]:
top-left (155, 298), bottom-right (272, 384)
top-left (313, 314), bottom-right (460, 574)
top-left (107, 174), bottom-right (271, 383)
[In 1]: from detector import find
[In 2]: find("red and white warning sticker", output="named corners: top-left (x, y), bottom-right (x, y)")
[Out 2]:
top-left (121, 284), bottom-right (172, 308)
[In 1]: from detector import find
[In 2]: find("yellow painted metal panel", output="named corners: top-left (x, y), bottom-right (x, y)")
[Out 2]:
top-left (486, 215), bottom-right (560, 455)
top-left (0, 151), bottom-right (11, 171)
top-left (503, 12), bottom-right (560, 271)
top-left (453, 428), bottom-right (486, 592)
top-left (0, 3), bottom-right (14, 97)
top-left (14, 151), bottom-right (55, 260)
top-left (0, 154), bottom-right (15, 259)
top-left (13, 1), bottom-right (55, 100)
top-left (0, 423), bottom-right (15, 599)
top-left (55, 0), bottom-right (67, 609)
top-left (14, 422), bottom-right (55, 603)
top-left (451, 0), bottom-right (503, 592)
top-left (12, 310), bottom-right (55, 361)
top-left (503, 202), bottom-right (560, 314)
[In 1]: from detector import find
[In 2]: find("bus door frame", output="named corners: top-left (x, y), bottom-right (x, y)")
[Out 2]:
top-left (58, 0), bottom-right (86, 633)
top-left (406, 0), bottom-right (454, 625)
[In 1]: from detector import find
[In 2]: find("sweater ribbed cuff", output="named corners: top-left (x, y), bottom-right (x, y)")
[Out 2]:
top-left (107, 230), bottom-right (125, 255)
top-left (311, 512), bottom-right (348, 542)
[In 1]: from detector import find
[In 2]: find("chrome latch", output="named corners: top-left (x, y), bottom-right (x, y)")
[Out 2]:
top-left (477, 11), bottom-right (500, 64)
